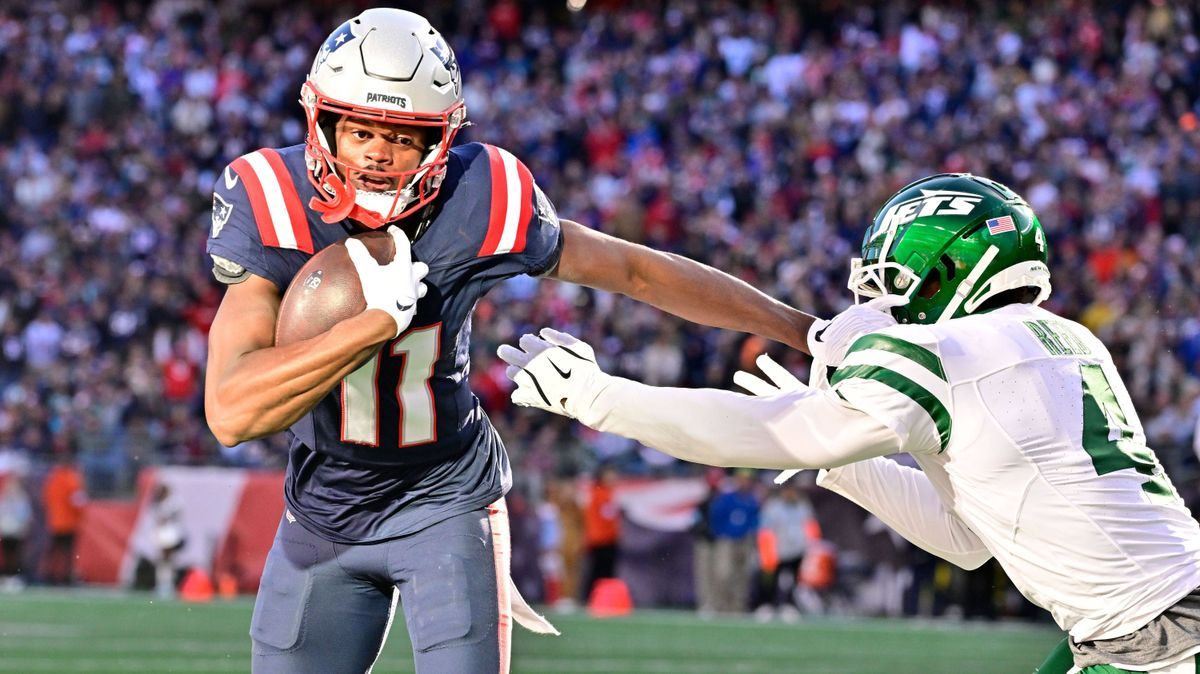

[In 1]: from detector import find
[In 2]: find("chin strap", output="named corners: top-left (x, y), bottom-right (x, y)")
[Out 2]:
top-left (310, 172), bottom-right (389, 229)
top-left (937, 245), bottom-right (999, 323)
top-left (310, 172), bottom-right (358, 224)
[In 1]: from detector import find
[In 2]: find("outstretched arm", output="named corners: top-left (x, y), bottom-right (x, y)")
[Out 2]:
top-left (501, 331), bottom-right (991, 571)
top-left (587, 377), bottom-right (901, 469)
top-left (549, 220), bottom-right (816, 353)
top-left (498, 329), bottom-right (899, 469)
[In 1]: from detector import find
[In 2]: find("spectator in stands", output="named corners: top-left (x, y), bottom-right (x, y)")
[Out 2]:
top-left (1189, 381), bottom-right (1200, 467)
top-left (581, 465), bottom-right (621, 602)
top-left (0, 470), bottom-right (32, 591)
top-left (0, 0), bottom-right (1196, 482)
top-left (40, 450), bottom-right (85, 585)
top-left (708, 469), bottom-right (760, 614)
top-left (859, 514), bottom-right (913, 619)
top-left (2, 0), bottom-right (1200, 620)
top-left (691, 467), bottom-right (725, 616)
top-left (536, 483), bottom-right (565, 607)
top-left (549, 477), bottom-right (586, 607)
top-left (756, 481), bottom-right (818, 621)
top-left (148, 482), bottom-right (185, 599)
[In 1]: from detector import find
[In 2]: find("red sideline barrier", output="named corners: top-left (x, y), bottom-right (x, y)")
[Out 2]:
top-left (75, 500), bottom-right (140, 584)
top-left (75, 468), bottom-right (285, 592)
top-left (74, 470), bottom-right (702, 594)
top-left (213, 471), bottom-right (285, 594)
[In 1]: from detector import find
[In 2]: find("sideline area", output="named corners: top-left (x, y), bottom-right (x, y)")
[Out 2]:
top-left (0, 589), bottom-right (1063, 674)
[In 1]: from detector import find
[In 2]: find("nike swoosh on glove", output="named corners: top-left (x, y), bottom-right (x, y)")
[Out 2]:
top-left (807, 295), bottom-right (905, 367)
top-left (346, 225), bottom-right (429, 339)
top-left (497, 328), bottom-right (611, 424)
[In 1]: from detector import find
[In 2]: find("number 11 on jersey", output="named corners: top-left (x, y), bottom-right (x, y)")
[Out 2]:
top-left (341, 324), bottom-right (441, 447)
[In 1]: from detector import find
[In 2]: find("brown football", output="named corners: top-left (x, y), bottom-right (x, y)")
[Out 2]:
top-left (274, 231), bottom-right (396, 346)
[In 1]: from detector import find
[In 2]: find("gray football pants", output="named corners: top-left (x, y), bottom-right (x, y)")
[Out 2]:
top-left (250, 502), bottom-right (514, 674)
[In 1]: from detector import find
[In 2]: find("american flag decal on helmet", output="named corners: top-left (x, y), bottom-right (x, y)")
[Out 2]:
top-left (985, 215), bottom-right (1016, 235)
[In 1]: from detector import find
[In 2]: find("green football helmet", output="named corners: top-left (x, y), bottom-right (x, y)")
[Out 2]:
top-left (848, 173), bottom-right (1052, 324)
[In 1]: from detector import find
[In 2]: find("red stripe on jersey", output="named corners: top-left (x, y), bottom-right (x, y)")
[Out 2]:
top-left (260, 149), bottom-right (314, 254)
top-left (478, 145), bottom-right (509, 257)
top-left (510, 160), bottom-right (534, 255)
top-left (230, 156), bottom-right (278, 248)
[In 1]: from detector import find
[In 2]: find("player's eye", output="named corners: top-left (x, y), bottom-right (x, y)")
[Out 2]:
top-left (351, 129), bottom-right (372, 140)
top-left (391, 135), bottom-right (415, 147)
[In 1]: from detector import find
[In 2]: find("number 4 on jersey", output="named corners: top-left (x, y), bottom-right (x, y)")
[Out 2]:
top-left (341, 325), bottom-right (441, 447)
top-left (1080, 363), bottom-right (1174, 498)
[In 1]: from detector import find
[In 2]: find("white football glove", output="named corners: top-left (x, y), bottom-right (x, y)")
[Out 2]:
top-left (765, 297), bottom-right (899, 485)
top-left (733, 354), bottom-right (809, 485)
top-left (346, 225), bottom-right (429, 339)
top-left (807, 295), bottom-right (905, 367)
top-left (497, 328), bottom-right (611, 425)
top-left (732, 353), bottom-right (805, 396)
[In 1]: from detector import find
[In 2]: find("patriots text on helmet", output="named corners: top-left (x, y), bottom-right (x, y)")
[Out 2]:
top-left (365, 92), bottom-right (410, 108)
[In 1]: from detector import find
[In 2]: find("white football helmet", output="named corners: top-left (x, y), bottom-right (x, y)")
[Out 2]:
top-left (301, 8), bottom-right (468, 229)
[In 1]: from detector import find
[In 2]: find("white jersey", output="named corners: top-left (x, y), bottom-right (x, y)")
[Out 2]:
top-left (822, 303), bottom-right (1200, 641)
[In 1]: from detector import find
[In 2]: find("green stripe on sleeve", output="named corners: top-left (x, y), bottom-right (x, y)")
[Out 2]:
top-left (845, 334), bottom-right (946, 381)
top-left (831, 364), bottom-right (952, 452)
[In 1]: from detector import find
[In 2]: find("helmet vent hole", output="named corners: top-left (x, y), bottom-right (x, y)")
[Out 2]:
top-left (940, 254), bottom-right (956, 281)
top-left (917, 275), bottom-right (941, 299)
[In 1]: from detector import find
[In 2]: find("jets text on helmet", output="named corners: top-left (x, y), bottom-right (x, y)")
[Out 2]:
top-left (878, 189), bottom-right (985, 232)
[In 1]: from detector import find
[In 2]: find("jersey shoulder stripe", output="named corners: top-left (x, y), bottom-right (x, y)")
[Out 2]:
top-left (229, 148), bottom-right (314, 254)
top-left (478, 144), bottom-right (534, 257)
top-left (832, 363), bottom-right (952, 451)
top-left (846, 333), bottom-right (946, 381)
top-left (834, 328), bottom-right (952, 453)
top-left (838, 329), bottom-right (949, 401)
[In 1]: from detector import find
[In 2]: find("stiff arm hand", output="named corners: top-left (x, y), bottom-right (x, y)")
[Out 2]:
top-left (346, 225), bottom-right (429, 339)
top-left (497, 328), bottom-right (611, 423)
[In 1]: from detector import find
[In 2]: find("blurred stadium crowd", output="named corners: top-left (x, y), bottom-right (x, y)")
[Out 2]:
top-left (1, 0), bottom-right (1200, 615)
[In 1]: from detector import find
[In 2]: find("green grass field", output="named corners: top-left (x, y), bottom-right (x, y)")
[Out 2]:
top-left (0, 589), bottom-right (1063, 673)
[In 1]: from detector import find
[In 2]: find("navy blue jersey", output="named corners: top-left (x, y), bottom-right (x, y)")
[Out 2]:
top-left (206, 143), bottom-right (563, 542)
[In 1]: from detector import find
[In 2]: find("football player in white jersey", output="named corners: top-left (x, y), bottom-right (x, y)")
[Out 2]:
top-left (499, 173), bottom-right (1200, 674)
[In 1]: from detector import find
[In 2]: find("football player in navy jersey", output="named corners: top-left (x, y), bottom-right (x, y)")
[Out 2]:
top-left (203, 8), bottom-right (818, 674)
